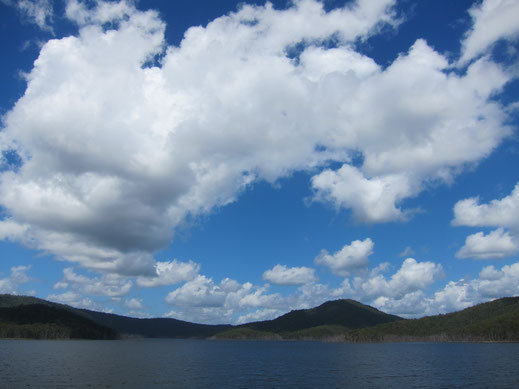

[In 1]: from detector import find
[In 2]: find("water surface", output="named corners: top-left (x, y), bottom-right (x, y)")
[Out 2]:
top-left (1, 339), bottom-right (518, 388)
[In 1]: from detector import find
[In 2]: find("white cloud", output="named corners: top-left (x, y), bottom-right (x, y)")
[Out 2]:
top-left (164, 257), bottom-right (519, 322)
top-left (0, 265), bottom-right (31, 294)
top-left (453, 184), bottom-right (519, 259)
top-left (0, 0), bottom-right (514, 276)
top-left (262, 264), bottom-right (317, 285)
top-left (123, 297), bottom-right (143, 310)
top-left (164, 274), bottom-right (286, 323)
top-left (353, 258), bottom-right (444, 301)
top-left (288, 257), bottom-right (444, 318)
top-left (456, 228), bottom-right (519, 259)
top-left (1, 0), bottom-right (54, 31)
top-left (165, 307), bottom-right (234, 325)
top-left (477, 262), bottom-right (519, 298)
top-left (0, 220), bottom-right (29, 242)
top-left (65, 0), bottom-right (135, 26)
top-left (425, 262), bottom-right (519, 315)
top-left (312, 165), bottom-right (413, 223)
top-left (398, 246), bottom-right (415, 257)
top-left (54, 267), bottom-right (133, 297)
top-left (372, 290), bottom-right (427, 316)
top-left (453, 184), bottom-right (519, 229)
top-left (309, 39), bottom-right (511, 223)
top-left (236, 308), bottom-right (283, 325)
top-left (315, 238), bottom-right (373, 276)
top-left (459, 0), bottom-right (519, 64)
top-left (47, 290), bottom-right (97, 310)
top-left (165, 275), bottom-right (227, 308)
top-left (427, 280), bottom-right (477, 314)
top-left (137, 259), bottom-right (199, 287)
top-left (313, 259), bottom-right (519, 318)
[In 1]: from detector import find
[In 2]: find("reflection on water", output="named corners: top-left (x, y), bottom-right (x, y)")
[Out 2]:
top-left (1, 339), bottom-right (518, 388)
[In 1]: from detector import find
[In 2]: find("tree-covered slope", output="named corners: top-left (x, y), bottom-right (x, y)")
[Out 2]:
top-left (0, 303), bottom-right (117, 339)
top-left (0, 294), bottom-right (55, 308)
top-left (345, 297), bottom-right (519, 342)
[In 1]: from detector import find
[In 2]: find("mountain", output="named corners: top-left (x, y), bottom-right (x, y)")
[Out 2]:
top-left (241, 299), bottom-right (402, 333)
top-left (344, 297), bottom-right (519, 342)
top-left (0, 303), bottom-right (117, 339)
top-left (3, 294), bottom-right (519, 342)
top-left (0, 294), bottom-right (231, 339)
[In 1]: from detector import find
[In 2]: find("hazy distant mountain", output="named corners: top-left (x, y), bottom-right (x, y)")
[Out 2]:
top-left (77, 309), bottom-right (232, 338)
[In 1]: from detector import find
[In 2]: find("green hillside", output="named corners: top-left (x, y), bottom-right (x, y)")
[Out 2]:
top-left (0, 294), bottom-right (231, 339)
top-left (0, 294), bottom-right (55, 308)
top-left (0, 304), bottom-right (117, 339)
top-left (344, 297), bottom-right (519, 342)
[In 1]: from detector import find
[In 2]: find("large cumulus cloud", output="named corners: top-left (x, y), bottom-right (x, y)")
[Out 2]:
top-left (0, 0), bottom-right (515, 277)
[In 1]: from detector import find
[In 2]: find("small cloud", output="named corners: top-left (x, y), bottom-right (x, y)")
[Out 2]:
top-left (456, 228), bottom-right (519, 259)
top-left (453, 183), bottom-right (519, 260)
top-left (262, 264), bottom-right (317, 286)
top-left (55, 268), bottom-right (133, 298)
top-left (5, 0), bottom-right (55, 32)
top-left (237, 308), bottom-right (282, 324)
top-left (124, 297), bottom-right (144, 310)
top-left (47, 291), bottom-right (97, 310)
top-left (398, 246), bottom-right (415, 257)
top-left (0, 265), bottom-right (31, 294)
top-left (315, 238), bottom-right (373, 276)
top-left (137, 259), bottom-right (200, 287)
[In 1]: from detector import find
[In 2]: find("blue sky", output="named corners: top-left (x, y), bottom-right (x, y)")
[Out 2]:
top-left (0, 0), bottom-right (518, 324)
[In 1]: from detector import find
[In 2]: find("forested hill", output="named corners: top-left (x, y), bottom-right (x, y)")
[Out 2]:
top-left (344, 297), bottom-right (519, 342)
top-left (0, 294), bottom-right (231, 339)
top-left (213, 297), bottom-right (519, 341)
top-left (243, 299), bottom-right (402, 333)
top-left (2, 294), bottom-right (519, 342)
top-left (0, 304), bottom-right (117, 339)
top-left (0, 294), bottom-right (54, 308)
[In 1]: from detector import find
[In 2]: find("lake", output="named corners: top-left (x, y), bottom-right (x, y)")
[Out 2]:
top-left (1, 339), bottom-right (518, 388)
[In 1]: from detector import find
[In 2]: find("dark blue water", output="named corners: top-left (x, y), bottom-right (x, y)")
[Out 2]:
top-left (1, 339), bottom-right (518, 388)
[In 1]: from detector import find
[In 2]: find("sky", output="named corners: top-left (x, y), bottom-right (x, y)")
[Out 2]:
top-left (0, 0), bottom-right (518, 325)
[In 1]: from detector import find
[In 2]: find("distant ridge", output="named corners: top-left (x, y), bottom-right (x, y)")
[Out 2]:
top-left (0, 294), bottom-right (231, 339)
top-left (2, 294), bottom-right (519, 342)
top-left (76, 309), bottom-right (232, 338)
